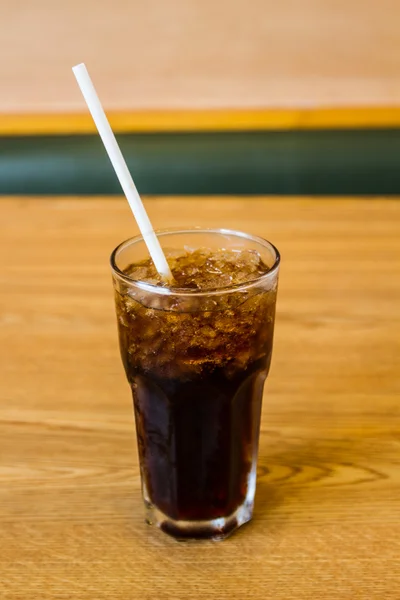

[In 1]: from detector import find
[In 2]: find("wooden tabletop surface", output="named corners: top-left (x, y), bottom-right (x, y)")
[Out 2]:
top-left (1, 197), bottom-right (399, 599)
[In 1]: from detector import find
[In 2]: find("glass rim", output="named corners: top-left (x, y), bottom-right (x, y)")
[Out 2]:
top-left (110, 227), bottom-right (280, 297)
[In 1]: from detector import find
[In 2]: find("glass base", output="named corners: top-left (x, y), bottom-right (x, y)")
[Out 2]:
top-left (144, 500), bottom-right (254, 541)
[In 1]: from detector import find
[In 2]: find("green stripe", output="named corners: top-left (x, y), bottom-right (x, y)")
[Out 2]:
top-left (1, 130), bottom-right (400, 195)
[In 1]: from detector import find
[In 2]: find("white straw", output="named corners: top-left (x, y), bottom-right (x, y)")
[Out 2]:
top-left (72, 63), bottom-right (173, 283)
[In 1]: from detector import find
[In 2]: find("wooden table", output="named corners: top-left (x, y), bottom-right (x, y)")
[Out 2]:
top-left (1, 197), bottom-right (399, 599)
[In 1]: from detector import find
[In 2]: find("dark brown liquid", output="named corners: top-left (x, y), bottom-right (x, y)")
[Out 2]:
top-left (114, 249), bottom-right (277, 522)
top-left (133, 354), bottom-right (270, 522)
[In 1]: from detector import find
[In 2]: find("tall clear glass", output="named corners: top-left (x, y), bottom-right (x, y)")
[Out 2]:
top-left (111, 229), bottom-right (280, 540)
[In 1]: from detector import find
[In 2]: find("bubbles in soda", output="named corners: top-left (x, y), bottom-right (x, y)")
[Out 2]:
top-left (113, 248), bottom-right (278, 529)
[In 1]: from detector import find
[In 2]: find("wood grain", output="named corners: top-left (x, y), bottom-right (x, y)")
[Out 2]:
top-left (0, 197), bottom-right (399, 599)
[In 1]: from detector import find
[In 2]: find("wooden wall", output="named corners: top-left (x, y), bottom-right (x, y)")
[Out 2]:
top-left (2, 0), bottom-right (400, 113)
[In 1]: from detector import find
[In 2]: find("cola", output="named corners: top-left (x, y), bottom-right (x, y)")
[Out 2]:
top-left (111, 231), bottom-right (279, 539)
